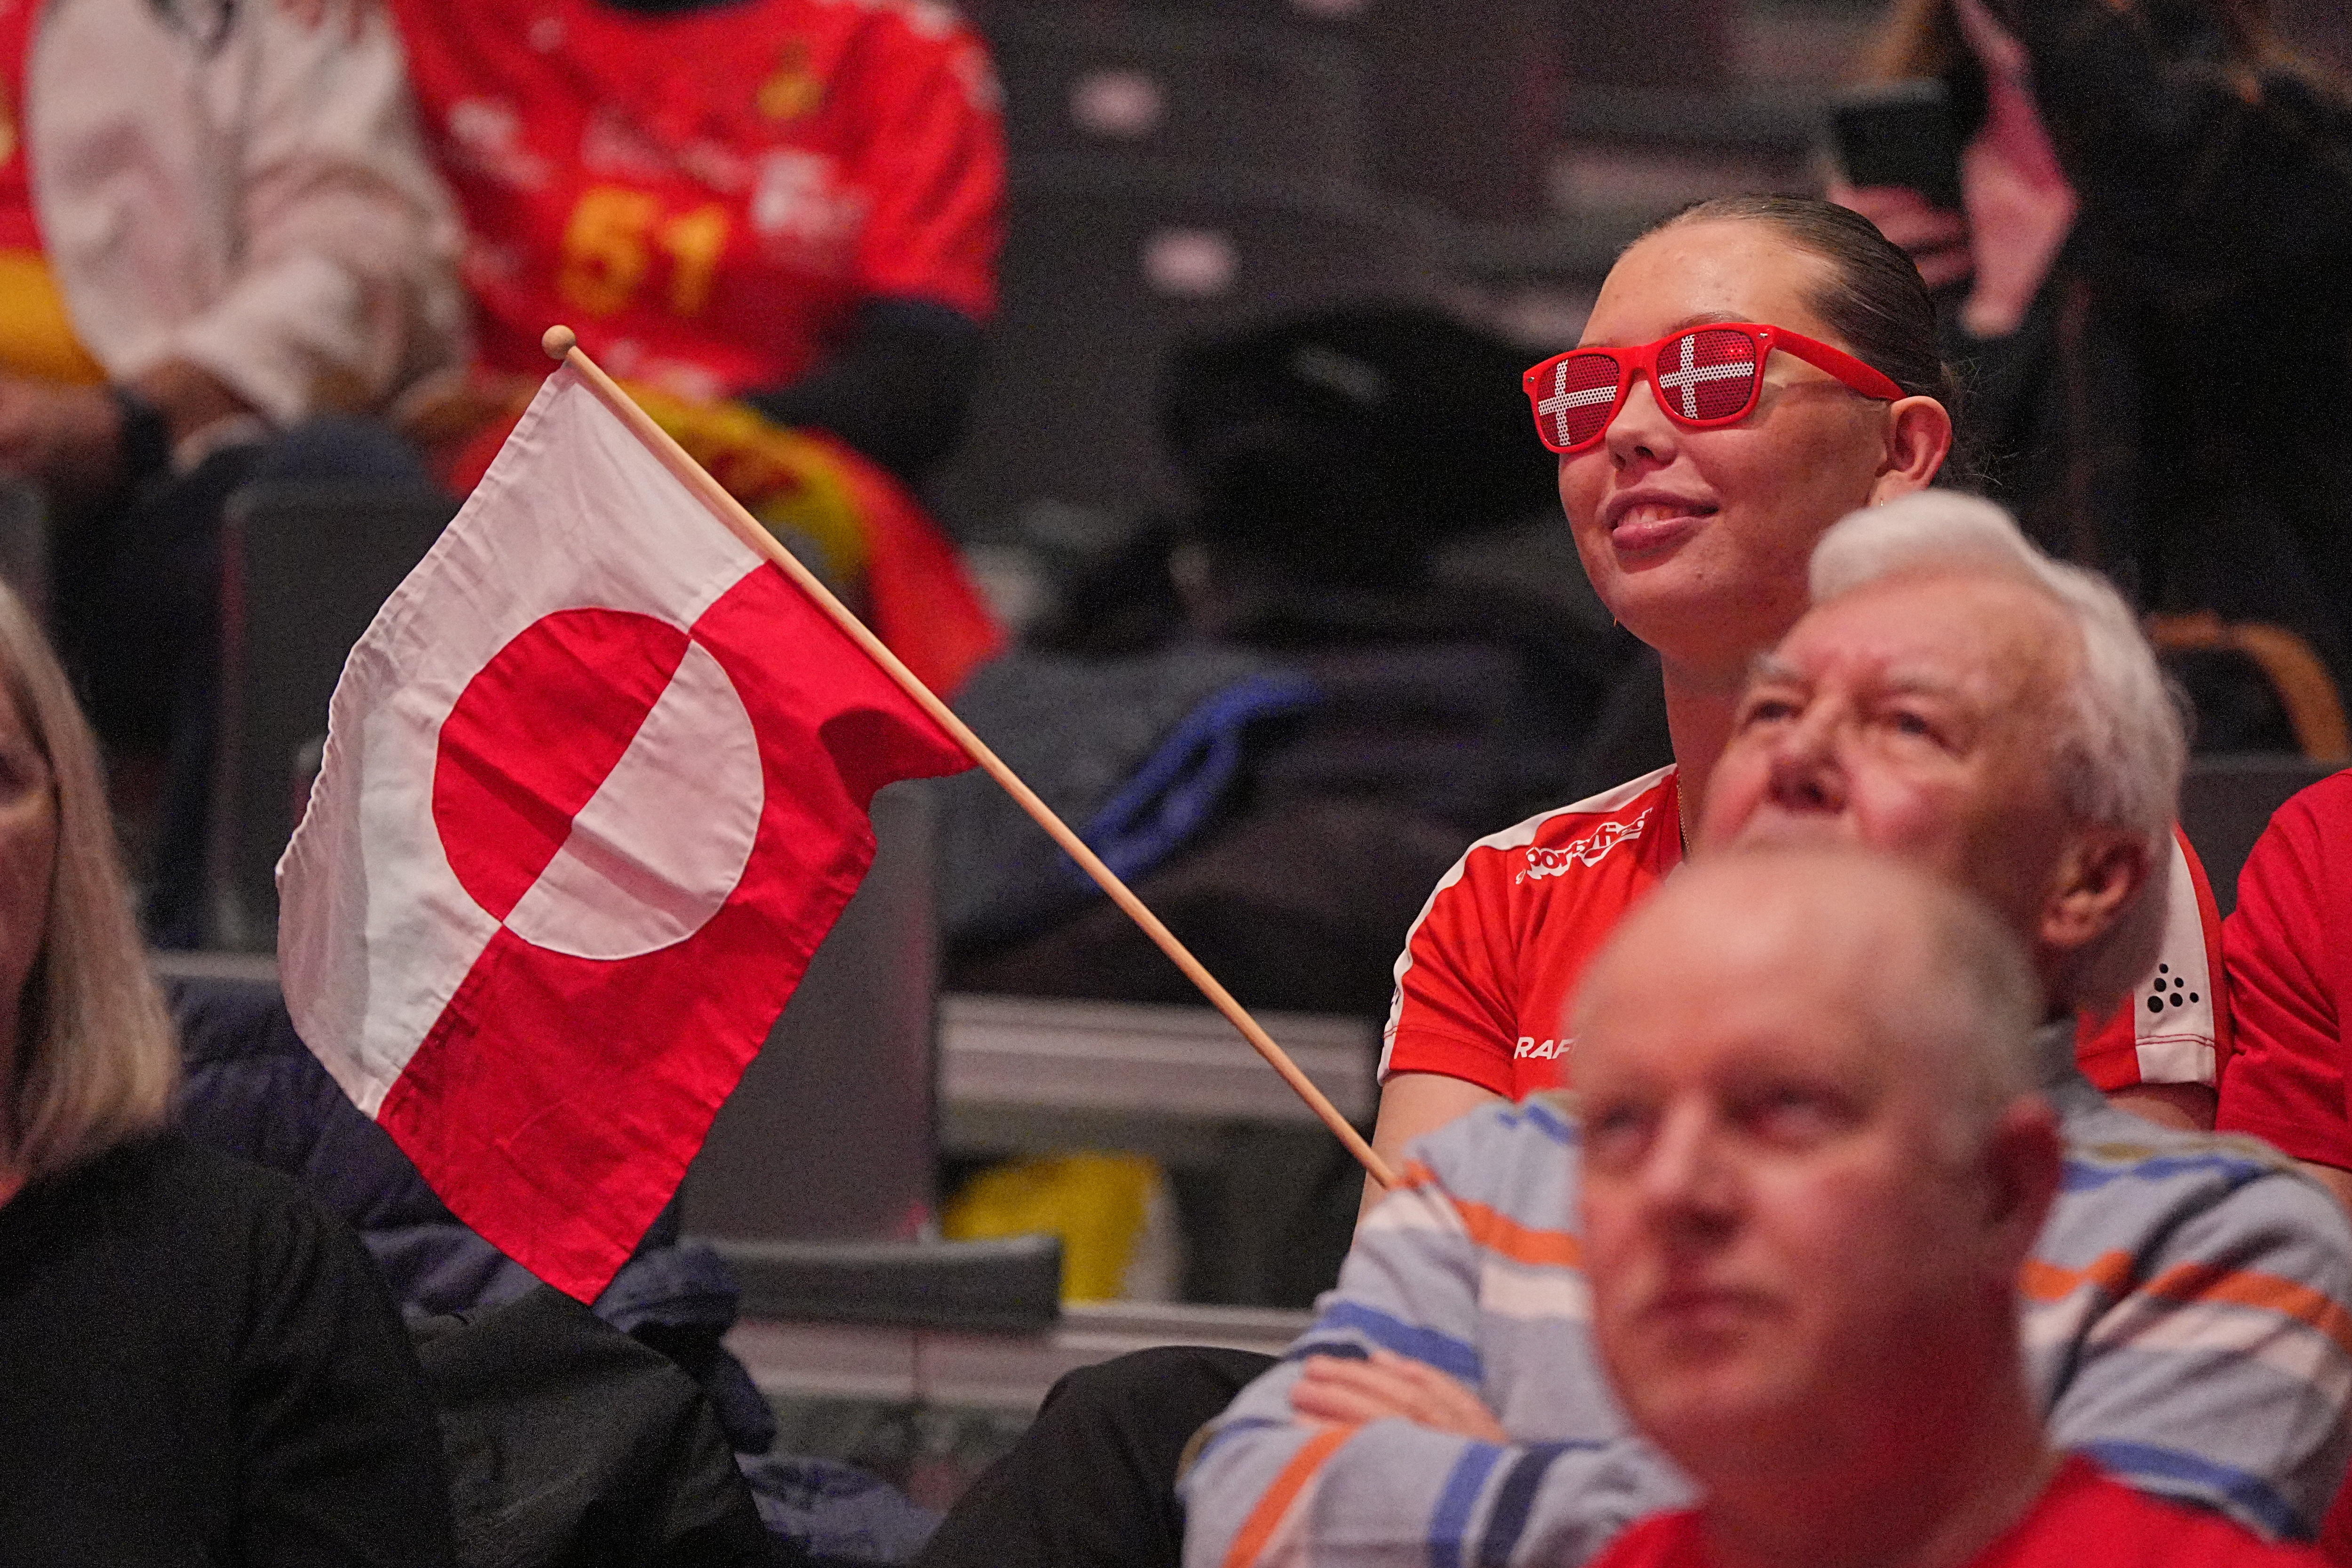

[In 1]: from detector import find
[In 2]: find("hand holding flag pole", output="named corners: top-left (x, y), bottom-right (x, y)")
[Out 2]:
top-left (540, 326), bottom-right (1398, 1191)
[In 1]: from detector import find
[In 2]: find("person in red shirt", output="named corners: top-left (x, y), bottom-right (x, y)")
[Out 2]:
top-left (1575, 850), bottom-right (2322, 1568)
top-left (1369, 192), bottom-right (2223, 1201)
top-left (2216, 770), bottom-right (2352, 1213)
top-left (390, 0), bottom-right (1007, 692)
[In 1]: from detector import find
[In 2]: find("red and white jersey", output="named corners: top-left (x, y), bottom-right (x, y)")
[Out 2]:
top-left (389, 0), bottom-right (1004, 403)
top-left (2076, 822), bottom-right (2229, 1092)
top-left (1382, 767), bottom-right (1685, 1100)
top-left (1380, 765), bottom-right (2227, 1101)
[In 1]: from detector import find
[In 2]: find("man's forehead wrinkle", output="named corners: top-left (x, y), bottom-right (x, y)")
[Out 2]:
top-left (1796, 580), bottom-right (2076, 710)
top-left (1777, 638), bottom-right (1986, 708)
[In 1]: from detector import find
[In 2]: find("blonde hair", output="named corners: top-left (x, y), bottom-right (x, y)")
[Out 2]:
top-left (0, 581), bottom-right (176, 1181)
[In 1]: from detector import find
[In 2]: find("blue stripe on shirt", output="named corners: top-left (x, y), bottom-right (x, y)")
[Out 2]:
top-left (1479, 1442), bottom-right (1611, 1566)
top-left (1285, 1300), bottom-right (1484, 1382)
top-left (1499, 1098), bottom-right (1577, 1147)
top-left (1430, 1443), bottom-right (1507, 1568)
top-left (2075, 1440), bottom-right (2306, 1540)
top-left (2061, 1152), bottom-right (2269, 1194)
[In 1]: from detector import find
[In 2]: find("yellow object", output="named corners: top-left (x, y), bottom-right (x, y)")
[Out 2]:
top-left (757, 42), bottom-right (826, 121)
top-left (0, 248), bottom-right (104, 385)
top-left (943, 1152), bottom-right (1180, 1303)
top-left (621, 383), bottom-right (869, 586)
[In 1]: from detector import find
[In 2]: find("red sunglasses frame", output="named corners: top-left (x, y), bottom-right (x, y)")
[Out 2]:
top-left (1521, 323), bottom-right (1906, 455)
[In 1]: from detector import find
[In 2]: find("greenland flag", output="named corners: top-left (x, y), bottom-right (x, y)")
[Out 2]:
top-left (278, 364), bottom-right (973, 1300)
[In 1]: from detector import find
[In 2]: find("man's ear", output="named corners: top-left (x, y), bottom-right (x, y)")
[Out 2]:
top-left (1866, 396), bottom-right (1954, 504)
top-left (2037, 827), bottom-right (2149, 960)
top-left (1981, 1097), bottom-right (2065, 1269)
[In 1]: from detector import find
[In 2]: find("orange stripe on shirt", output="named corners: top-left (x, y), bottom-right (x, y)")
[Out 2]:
top-left (2143, 1259), bottom-right (2352, 1359)
top-left (2020, 1250), bottom-right (2137, 1303)
top-left (1452, 1195), bottom-right (1582, 1269)
top-left (2022, 1252), bottom-right (2352, 1358)
top-left (1223, 1425), bottom-right (1356, 1568)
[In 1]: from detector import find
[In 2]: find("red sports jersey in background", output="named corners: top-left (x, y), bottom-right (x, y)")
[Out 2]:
top-left (2217, 769), bottom-right (2352, 1164)
top-left (1381, 765), bottom-right (2228, 1100)
top-left (389, 0), bottom-right (1004, 403)
top-left (0, 0), bottom-right (41, 254)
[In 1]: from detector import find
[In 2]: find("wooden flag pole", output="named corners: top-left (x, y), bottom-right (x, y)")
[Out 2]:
top-left (540, 326), bottom-right (1398, 1190)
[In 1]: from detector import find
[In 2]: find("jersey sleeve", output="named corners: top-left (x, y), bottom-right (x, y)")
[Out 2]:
top-left (2075, 827), bottom-right (2227, 1091)
top-left (1381, 856), bottom-right (1520, 1096)
top-left (844, 14), bottom-right (1004, 321)
top-left (2217, 778), bottom-right (2352, 1167)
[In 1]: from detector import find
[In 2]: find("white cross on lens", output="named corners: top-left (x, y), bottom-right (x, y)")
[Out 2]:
top-left (1652, 333), bottom-right (1756, 419)
top-left (1536, 359), bottom-right (1619, 445)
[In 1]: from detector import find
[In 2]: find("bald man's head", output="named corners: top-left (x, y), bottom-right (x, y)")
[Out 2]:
top-left (1577, 848), bottom-right (2042, 1138)
top-left (1573, 848), bottom-right (2059, 1493)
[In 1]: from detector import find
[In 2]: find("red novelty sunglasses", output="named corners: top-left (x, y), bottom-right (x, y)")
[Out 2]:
top-left (1522, 323), bottom-right (1904, 454)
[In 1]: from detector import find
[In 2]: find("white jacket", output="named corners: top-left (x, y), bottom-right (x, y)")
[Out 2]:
top-left (28, 0), bottom-right (463, 426)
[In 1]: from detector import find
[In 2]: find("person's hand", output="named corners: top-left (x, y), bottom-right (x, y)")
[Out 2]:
top-left (0, 378), bottom-right (121, 510)
top-left (1827, 183), bottom-right (1976, 292)
top-left (1289, 1349), bottom-right (1510, 1443)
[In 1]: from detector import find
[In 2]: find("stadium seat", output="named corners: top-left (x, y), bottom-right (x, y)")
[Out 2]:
top-left (984, 6), bottom-right (1367, 186)
top-left (930, 161), bottom-right (1449, 540)
top-left (2178, 754), bottom-right (2343, 916)
top-left (207, 482), bottom-right (457, 949)
top-left (0, 476), bottom-right (48, 626)
top-left (684, 781), bottom-right (1066, 1330)
top-left (2148, 612), bottom-right (2352, 765)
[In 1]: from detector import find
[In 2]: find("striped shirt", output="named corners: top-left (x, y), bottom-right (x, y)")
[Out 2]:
top-left (1181, 1027), bottom-right (2352, 1568)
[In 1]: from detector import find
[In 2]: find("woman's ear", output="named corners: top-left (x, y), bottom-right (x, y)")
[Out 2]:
top-left (1867, 396), bottom-right (1955, 504)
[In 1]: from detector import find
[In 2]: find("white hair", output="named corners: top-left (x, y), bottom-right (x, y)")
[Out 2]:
top-left (1807, 492), bottom-right (2185, 1016)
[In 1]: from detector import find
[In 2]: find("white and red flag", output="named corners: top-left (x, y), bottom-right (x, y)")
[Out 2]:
top-left (277, 362), bottom-right (973, 1301)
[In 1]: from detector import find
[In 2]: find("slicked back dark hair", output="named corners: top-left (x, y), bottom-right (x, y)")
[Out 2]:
top-left (1649, 194), bottom-right (1972, 484)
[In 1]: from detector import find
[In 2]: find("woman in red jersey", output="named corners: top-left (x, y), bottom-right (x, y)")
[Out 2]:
top-left (1367, 193), bottom-right (2219, 1200)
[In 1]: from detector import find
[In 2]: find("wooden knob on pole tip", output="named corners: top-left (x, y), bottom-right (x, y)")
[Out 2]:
top-left (541, 325), bottom-right (579, 360)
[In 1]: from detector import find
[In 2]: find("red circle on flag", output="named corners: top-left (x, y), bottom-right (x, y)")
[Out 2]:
top-left (432, 607), bottom-right (764, 958)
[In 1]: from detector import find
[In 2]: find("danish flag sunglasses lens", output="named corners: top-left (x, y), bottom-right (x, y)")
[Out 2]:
top-left (1656, 327), bottom-right (1764, 423)
top-left (1530, 352), bottom-right (1624, 451)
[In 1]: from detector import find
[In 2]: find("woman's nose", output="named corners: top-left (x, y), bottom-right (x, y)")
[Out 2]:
top-left (1603, 374), bottom-right (1678, 467)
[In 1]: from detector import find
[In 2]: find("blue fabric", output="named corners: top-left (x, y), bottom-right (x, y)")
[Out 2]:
top-left (1481, 1442), bottom-right (1608, 1566)
top-left (2074, 1441), bottom-right (2306, 1541)
top-left (1066, 671), bottom-right (1322, 887)
top-left (2060, 1151), bottom-right (2273, 1193)
top-left (1284, 1299), bottom-right (1483, 1382)
top-left (737, 1453), bottom-right (943, 1564)
top-left (1429, 1442), bottom-right (1507, 1568)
